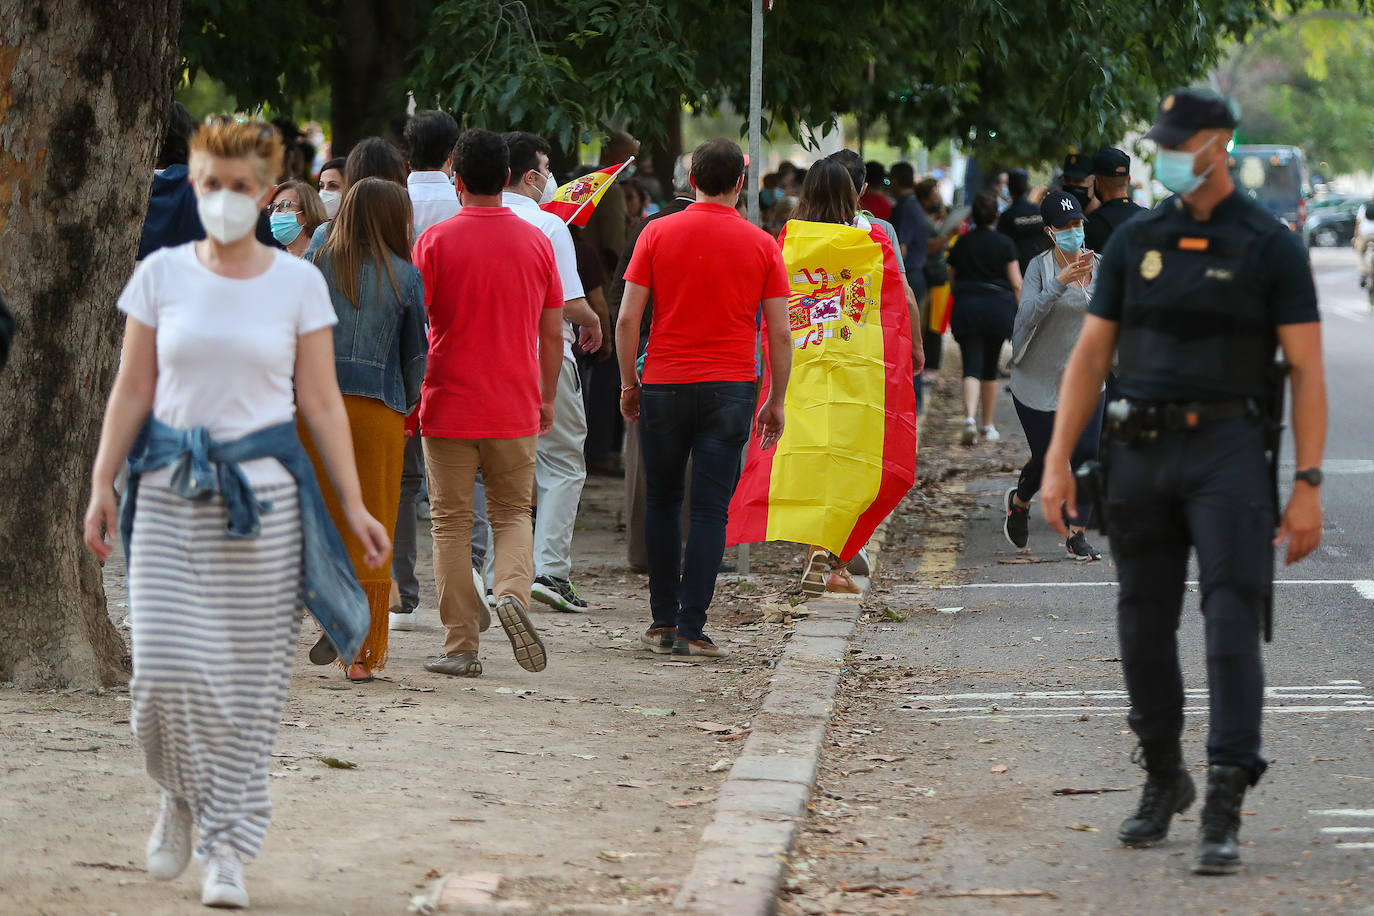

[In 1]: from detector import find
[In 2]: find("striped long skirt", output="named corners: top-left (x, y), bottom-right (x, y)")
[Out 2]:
top-left (127, 481), bottom-right (302, 859)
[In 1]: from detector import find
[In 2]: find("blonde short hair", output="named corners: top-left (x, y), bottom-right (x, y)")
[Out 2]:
top-left (188, 116), bottom-right (284, 190)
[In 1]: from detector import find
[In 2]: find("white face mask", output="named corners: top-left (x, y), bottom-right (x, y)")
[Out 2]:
top-left (536, 171), bottom-right (557, 206)
top-left (197, 189), bottom-right (261, 244)
top-left (318, 188), bottom-right (342, 219)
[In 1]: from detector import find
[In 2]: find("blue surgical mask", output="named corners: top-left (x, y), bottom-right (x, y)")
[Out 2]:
top-left (269, 211), bottom-right (303, 245)
top-left (1155, 136), bottom-right (1216, 196)
top-left (1053, 227), bottom-right (1085, 253)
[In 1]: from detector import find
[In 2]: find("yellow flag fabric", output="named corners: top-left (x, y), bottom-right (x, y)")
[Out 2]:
top-left (727, 219), bottom-right (917, 560)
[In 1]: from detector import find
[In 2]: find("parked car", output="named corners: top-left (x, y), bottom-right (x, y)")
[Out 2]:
top-left (1304, 198), bottom-right (1361, 247)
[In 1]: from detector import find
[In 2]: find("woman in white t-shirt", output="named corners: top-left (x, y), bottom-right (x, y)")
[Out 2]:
top-left (82, 118), bottom-right (389, 910)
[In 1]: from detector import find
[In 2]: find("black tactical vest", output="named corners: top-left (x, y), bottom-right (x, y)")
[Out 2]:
top-left (1115, 196), bottom-right (1284, 402)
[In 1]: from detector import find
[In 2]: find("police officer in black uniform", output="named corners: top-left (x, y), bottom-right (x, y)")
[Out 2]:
top-left (1059, 151), bottom-right (1096, 215)
top-left (1039, 89), bottom-right (1327, 876)
top-left (997, 168), bottom-right (1050, 276)
top-left (1084, 147), bottom-right (1146, 253)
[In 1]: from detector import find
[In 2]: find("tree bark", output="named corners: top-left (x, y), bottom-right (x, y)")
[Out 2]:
top-left (0, 0), bottom-right (182, 687)
top-left (330, 0), bottom-right (417, 156)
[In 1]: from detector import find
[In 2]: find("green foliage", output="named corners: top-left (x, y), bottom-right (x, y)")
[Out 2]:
top-left (1224, 8), bottom-right (1374, 174)
top-left (409, 0), bottom-right (698, 148)
top-left (181, 0), bottom-right (1295, 164)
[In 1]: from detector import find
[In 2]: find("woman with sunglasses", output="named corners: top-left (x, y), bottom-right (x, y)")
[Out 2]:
top-left (266, 179), bottom-right (327, 257)
top-left (83, 117), bottom-right (389, 909)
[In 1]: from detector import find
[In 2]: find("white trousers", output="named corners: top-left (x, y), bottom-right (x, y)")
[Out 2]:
top-left (534, 358), bottom-right (588, 579)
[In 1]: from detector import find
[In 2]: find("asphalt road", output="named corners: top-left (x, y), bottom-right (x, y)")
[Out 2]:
top-left (789, 247), bottom-right (1373, 915)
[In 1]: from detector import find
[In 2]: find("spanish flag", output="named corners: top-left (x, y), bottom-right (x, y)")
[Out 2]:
top-left (541, 157), bottom-right (635, 227)
top-left (726, 219), bottom-right (917, 562)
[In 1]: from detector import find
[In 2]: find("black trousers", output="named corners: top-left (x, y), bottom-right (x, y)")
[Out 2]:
top-left (1105, 417), bottom-right (1273, 781)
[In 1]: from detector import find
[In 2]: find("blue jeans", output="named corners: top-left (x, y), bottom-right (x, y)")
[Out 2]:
top-left (639, 381), bottom-right (756, 641)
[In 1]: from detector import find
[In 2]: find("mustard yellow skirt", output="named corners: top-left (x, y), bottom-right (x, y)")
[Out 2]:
top-left (300, 395), bottom-right (404, 670)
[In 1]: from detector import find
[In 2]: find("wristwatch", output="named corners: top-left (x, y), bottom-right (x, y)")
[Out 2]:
top-left (1294, 467), bottom-right (1323, 487)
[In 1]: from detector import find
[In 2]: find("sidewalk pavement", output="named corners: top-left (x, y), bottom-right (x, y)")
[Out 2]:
top-left (3, 456), bottom-right (892, 915)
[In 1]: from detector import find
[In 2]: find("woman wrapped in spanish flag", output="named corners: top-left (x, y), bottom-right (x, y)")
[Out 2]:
top-left (727, 160), bottom-right (918, 594)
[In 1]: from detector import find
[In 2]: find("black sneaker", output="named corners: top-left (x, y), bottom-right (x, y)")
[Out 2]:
top-left (531, 575), bottom-right (589, 612)
top-left (1066, 530), bottom-right (1102, 561)
top-left (1003, 487), bottom-right (1030, 549)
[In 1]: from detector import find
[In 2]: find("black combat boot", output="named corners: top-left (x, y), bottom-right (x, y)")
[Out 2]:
top-left (1118, 743), bottom-right (1197, 847)
top-left (1193, 764), bottom-right (1250, 875)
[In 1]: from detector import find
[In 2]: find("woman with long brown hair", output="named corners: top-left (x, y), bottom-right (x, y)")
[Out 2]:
top-left (303, 176), bottom-right (427, 681)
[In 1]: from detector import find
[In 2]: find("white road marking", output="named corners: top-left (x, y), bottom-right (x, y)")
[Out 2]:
top-left (1310, 810), bottom-right (1374, 817)
top-left (1321, 827), bottom-right (1374, 834)
top-left (901, 684), bottom-right (1370, 721)
top-left (1336, 842), bottom-right (1374, 849)
top-left (932, 579), bottom-right (1374, 593)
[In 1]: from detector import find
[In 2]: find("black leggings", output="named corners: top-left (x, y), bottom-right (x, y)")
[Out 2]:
top-left (957, 334), bottom-right (1005, 382)
top-left (1013, 393), bottom-right (1105, 524)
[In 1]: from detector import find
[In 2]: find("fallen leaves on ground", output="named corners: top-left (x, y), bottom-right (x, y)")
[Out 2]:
top-left (937, 888), bottom-right (1055, 899)
top-left (318, 757), bottom-right (357, 769)
top-left (1052, 787), bottom-right (1130, 796)
top-left (989, 764), bottom-right (1008, 774)
top-left (692, 721), bottom-right (734, 733)
top-left (1067, 824), bottom-right (1100, 832)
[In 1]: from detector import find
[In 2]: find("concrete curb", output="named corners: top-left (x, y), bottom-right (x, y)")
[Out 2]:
top-left (672, 597), bottom-right (862, 914)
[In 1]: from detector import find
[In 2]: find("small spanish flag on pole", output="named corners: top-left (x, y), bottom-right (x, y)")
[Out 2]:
top-left (541, 157), bottom-right (635, 227)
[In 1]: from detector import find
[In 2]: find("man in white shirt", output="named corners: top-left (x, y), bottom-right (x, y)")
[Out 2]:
top-left (392, 110), bottom-right (477, 632)
top-left (501, 131), bottom-right (603, 612)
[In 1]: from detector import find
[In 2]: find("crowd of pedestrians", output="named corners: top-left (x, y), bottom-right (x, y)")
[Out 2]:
top-left (76, 87), bottom-right (1313, 908)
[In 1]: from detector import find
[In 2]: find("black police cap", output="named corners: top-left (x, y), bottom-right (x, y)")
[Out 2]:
top-left (1062, 152), bottom-right (1092, 180)
top-left (1144, 89), bottom-right (1240, 147)
top-left (1092, 147), bottom-right (1130, 177)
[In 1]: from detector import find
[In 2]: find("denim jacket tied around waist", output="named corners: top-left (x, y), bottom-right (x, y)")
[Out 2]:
top-left (119, 417), bottom-right (370, 664)
top-left (307, 249), bottom-right (427, 414)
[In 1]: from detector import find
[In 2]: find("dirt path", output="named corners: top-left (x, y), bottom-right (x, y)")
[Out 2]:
top-left (1, 474), bottom-right (812, 915)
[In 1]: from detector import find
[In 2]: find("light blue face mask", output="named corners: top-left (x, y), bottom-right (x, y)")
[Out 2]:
top-left (1053, 226), bottom-right (1085, 253)
top-left (1155, 136), bottom-right (1217, 196)
top-left (269, 211), bottom-right (303, 245)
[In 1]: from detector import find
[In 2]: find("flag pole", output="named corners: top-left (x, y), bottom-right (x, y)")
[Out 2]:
top-left (562, 156), bottom-right (635, 226)
top-left (741, 0), bottom-right (764, 576)
top-left (747, 0), bottom-right (763, 225)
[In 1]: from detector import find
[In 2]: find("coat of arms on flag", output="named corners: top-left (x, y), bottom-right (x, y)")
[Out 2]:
top-left (541, 157), bottom-right (635, 227)
top-left (727, 219), bottom-right (918, 562)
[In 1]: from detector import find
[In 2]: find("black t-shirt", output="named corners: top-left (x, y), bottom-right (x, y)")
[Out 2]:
top-left (948, 226), bottom-right (1018, 289)
top-left (997, 197), bottom-right (1050, 274)
top-left (1084, 197), bottom-right (1147, 254)
top-left (1090, 193), bottom-right (1319, 400)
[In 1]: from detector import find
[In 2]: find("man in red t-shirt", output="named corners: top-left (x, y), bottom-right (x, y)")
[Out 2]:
top-left (616, 138), bottom-right (793, 659)
top-left (414, 128), bottom-right (564, 678)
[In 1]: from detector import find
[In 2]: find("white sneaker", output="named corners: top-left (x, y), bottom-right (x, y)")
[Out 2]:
top-left (982, 425), bottom-right (1001, 442)
top-left (846, 546), bottom-right (871, 577)
top-left (146, 793), bottom-right (193, 880)
top-left (961, 419), bottom-right (977, 446)
top-left (201, 845), bottom-right (249, 909)
top-left (388, 610), bottom-right (416, 631)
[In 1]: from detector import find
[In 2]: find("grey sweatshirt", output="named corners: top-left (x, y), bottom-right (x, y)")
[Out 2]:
top-left (1008, 248), bottom-right (1100, 412)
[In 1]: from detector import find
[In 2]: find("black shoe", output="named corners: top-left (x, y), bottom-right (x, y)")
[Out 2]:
top-left (1119, 743), bottom-right (1197, 847)
top-left (531, 575), bottom-right (589, 613)
top-left (1194, 765), bottom-right (1250, 874)
top-left (1003, 487), bottom-right (1030, 549)
top-left (1066, 530), bottom-right (1102, 561)
top-left (308, 631), bottom-right (338, 666)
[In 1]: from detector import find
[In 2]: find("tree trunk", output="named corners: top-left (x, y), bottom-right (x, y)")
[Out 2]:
top-left (647, 103), bottom-right (683, 199)
top-left (330, 0), bottom-right (417, 156)
top-left (0, 0), bottom-right (182, 687)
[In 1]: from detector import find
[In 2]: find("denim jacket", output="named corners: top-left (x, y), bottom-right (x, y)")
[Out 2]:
top-left (308, 250), bottom-right (427, 413)
top-left (120, 417), bottom-right (370, 664)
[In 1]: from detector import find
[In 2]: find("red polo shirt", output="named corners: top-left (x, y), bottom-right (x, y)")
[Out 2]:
top-left (414, 207), bottom-right (563, 438)
top-left (623, 202), bottom-right (790, 385)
